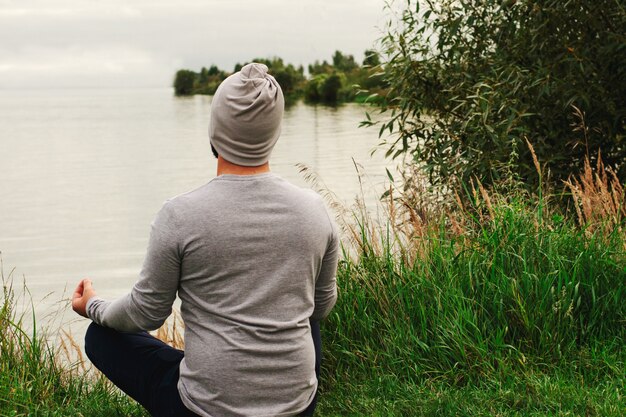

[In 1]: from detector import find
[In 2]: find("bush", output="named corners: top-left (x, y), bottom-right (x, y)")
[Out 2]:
top-left (320, 73), bottom-right (343, 103)
top-left (376, 0), bottom-right (626, 188)
top-left (173, 69), bottom-right (196, 96)
top-left (304, 74), bottom-right (325, 102)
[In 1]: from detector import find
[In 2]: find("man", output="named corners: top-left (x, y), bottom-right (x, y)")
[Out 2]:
top-left (72, 63), bottom-right (339, 417)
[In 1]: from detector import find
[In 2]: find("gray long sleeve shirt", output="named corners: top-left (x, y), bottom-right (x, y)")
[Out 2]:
top-left (86, 173), bottom-right (339, 417)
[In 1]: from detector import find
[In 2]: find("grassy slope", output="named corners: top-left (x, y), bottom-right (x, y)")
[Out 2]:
top-left (1, 191), bottom-right (624, 416)
top-left (317, 190), bottom-right (625, 416)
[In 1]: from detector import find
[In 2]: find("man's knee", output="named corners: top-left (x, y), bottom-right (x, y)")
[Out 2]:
top-left (84, 321), bottom-right (107, 361)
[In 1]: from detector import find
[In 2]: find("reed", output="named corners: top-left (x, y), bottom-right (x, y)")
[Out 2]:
top-left (565, 155), bottom-right (626, 234)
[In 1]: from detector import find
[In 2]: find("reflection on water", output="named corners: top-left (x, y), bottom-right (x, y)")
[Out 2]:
top-left (0, 88), bottom-right (392, 315)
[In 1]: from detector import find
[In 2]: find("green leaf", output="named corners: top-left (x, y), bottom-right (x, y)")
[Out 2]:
top-left (386, 168), bottom-right (395, 183)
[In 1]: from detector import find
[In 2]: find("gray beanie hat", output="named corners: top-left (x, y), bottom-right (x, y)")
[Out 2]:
top-left (209, 63), bottom-right (285, 166)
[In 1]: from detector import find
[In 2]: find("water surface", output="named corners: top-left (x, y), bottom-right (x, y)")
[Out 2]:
top-left (0, 88), bottom-right (391, 317)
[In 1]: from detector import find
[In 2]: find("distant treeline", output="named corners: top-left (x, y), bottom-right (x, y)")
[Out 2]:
top-left (173, 50), bottom-right (387, 104)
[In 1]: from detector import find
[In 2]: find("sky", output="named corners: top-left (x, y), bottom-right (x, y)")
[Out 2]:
top-left (0, 0), bottom-right (389, 89)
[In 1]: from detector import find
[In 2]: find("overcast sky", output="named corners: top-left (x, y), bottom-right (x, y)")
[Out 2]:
top-left (0, 0), bottom-right (388, 89)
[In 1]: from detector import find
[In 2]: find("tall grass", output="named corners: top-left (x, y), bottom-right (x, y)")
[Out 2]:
top-left (0, 267), bottom-right (147, 416)
top-left (325, 194), bottom-right (624, 382)
top-left (1, 158), bottom-right (624, 416)
top-left (313, 158), bottom-right (625, 415)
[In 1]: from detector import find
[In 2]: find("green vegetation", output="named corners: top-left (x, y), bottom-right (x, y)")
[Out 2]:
top-left (234, 57), bottom-right (307, 100)
top-left (7, 2), bottom-right (626, 415)
top-left (317, 171), bottom-right (625, 415)
top-left (2, 162), bottom-right (624, 415)
top-left (173, 50), bottom-right (387, 104)
top-left (172, 70), bottom-right (196, 96)
top-left (374, 0), bottom-right (626, 189)
top-left (304, 50), bottom-right (386, 104)
top-left (0, 272), bottom-right (148, 416)
top-left (173, 66), bottom-right (228, 96)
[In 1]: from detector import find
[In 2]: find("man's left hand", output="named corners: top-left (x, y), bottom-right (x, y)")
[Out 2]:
top-left (72, 278), bottom-right (97, 318)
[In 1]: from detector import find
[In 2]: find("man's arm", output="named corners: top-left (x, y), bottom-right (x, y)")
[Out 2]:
top-left (74, 201), bottom-right (182, 332)
top-left (311, 224), bottom-right (339, 321)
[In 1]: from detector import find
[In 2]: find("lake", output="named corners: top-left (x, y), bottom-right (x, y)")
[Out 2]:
top-left (0, 88), bottom-right (392, 322)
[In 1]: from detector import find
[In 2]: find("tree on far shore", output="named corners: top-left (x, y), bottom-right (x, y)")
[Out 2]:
top-left (173, 70), bottom-right (196, 96)
top-left (173, 49), bottom-right (388, 104)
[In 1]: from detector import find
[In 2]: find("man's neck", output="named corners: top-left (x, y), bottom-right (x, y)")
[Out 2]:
top-left (216, 156), bottom-right (271, 176)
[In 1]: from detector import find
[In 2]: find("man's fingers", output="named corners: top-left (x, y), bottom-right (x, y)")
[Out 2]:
top-left (83, 280), bottom-right (96, 298)
top-left (72, 280), bottom-right (84, 299)
top-left (71, 278), bottom-right (94, 318)
top-left (71, 278), bottom-right (94, 301)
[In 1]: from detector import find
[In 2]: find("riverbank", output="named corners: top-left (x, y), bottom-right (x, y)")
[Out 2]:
top-left (2, 166), bottom-right (624, 416)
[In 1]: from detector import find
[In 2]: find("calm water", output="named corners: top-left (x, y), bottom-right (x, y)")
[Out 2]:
top-left (0, 88), bottom-right (391, 319)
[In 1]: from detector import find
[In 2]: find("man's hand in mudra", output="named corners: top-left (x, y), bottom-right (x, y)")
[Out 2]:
top-left (72, 278), bottom-right (97, 318)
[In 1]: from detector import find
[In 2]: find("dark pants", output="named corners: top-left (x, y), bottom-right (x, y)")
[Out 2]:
top-left (85, 320), bottom-right (321, 417)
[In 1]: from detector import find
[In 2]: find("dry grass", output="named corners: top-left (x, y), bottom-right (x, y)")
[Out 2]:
top-left (57, 329), bottom-right (88, 375)
top-left (153, 310), bottom-right (185, 350)
top-left (565, 155), bottom-right (626, 233)
top-left (298, 161), bottom-right (440, 265)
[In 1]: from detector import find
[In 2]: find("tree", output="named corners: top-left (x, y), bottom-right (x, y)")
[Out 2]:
top-left (332, 50), bottom-right (358, 72)
top-left (376, 0), bottom-right (626, 188)
top-left (173, 69), bottom-right (196, 96)
top-left (198, 67), bottom-right (209, 84)
top-left (305, 74), bottom-right (325, 102)
top-left (308, 60), bottom-right (332, 75)
top-left (273, 65), bottom-right (306, 97)
top-left (320, 73), bottom-right (343, 103)
top-left (303, 73), bottom-right (344, 104)
top-left (362, 49), bottom-right (381, 67)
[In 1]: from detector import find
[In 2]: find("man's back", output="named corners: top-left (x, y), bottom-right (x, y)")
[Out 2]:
top-left (113, 173), bottom-right (338, 417)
